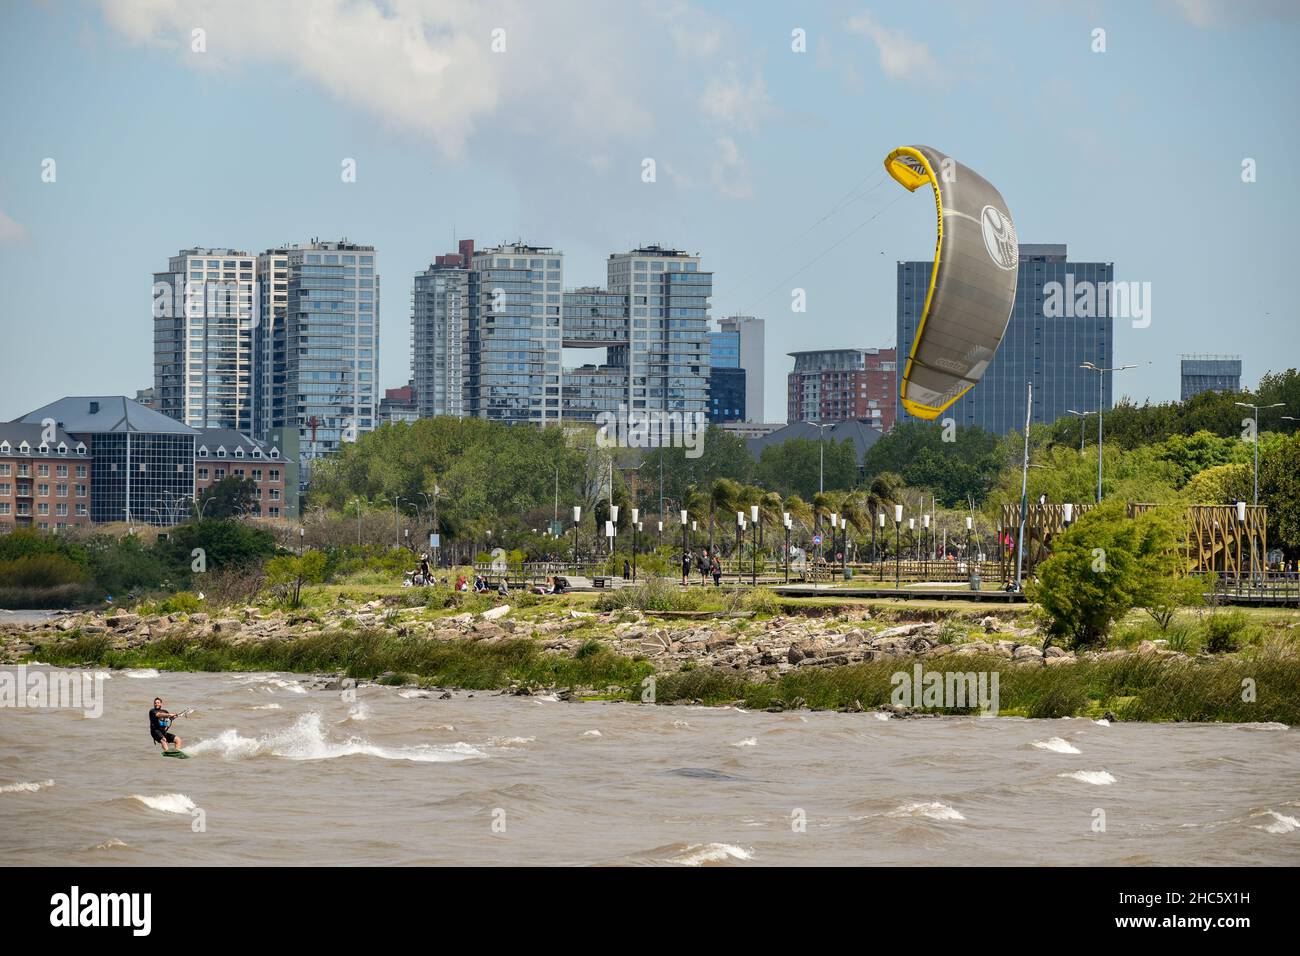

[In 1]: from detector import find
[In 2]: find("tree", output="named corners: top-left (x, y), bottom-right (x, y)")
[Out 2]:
top-left (1259, 433), bottom-right (1300, 563)
top-left (265, 550), bottom-right (327, 608)
top-left (1028, 503), bottom-right (1183, 648)
top-left (198, 476), bottom-right (260, 519)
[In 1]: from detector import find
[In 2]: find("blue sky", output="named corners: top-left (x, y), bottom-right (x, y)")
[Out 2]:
top-left (1, 0), bottom-right (1296, 422)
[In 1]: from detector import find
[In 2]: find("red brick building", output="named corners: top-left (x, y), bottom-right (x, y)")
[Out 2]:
top-left (0, 423), bottom-right (93, 531)
top-left (787, 347), bottom-right (897, 431)
top-left (194, 429), bottom-right (289, 519)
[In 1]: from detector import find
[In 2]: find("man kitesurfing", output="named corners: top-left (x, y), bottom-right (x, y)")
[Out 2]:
top-left (148, 697), bottom-right (191, 757)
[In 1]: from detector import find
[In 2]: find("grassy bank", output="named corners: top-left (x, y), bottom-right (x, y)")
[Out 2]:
top-left (35, 630), bottom-right (652, 694)
top-left (645, 651), bottom-right (1300, 723)
top-left (26, 626), bottom-right (1300, 723)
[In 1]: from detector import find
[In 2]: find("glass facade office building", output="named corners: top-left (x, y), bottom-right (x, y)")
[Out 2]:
top-left (279, 241), bottom-right (379, 459)
top-left (896, 244), bottom-right (1113, 435)
top-left (153, 248), bottom-right (256, 434)
top-left (607, 246), bottom-right (711, 417)
top-left (465, 244), bottom-right (564, 424)
top-left (412, 240), bottom-right (474, 419)
top-left (1180, 355), bottom-right (1242, 400)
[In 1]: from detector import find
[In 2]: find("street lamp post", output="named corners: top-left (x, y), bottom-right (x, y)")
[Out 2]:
top-left (750, 504), bottom-right (759, 586)
top-left (1067, 409), bottom-right (1087, 452)
top-left (738, 512), bottom-right (748, 587)
top-left (922, 512), bottom-right (931, 578)
top-left (803, 421), bottom-right (833, 494)
top-left (1080, 361), bottom-right (1138, 503)
top-left (878, 511), bottom-right (886, 582)
top-left (893, 504), bottom-right (903, 589)
top-left (783, 511), bottom-right (791, 584)
top-left (1235, 402), bottom-right (1285, 505)
top-left (839, 515), bottom-right (848, 582)
top-left (680, 509), bottom-right (689, 584)
top-left (572, 505), bottom-right (582, 568)
top-left (631, 508), bottom-right (640, 581)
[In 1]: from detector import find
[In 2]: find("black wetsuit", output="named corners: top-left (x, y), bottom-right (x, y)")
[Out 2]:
top-left (149, 706), bottom-right (175, 744)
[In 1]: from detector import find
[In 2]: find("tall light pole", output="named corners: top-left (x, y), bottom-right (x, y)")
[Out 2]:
top-left (1235, 402), bottom-right (1285, 505)
top-left (631, 508), bottom-right (639, 581)
top-left (1067, 408), bottom-right (1087, 452)
top-left (750, 504), bottom-right (760, 586)
top-left (1015, 381), bottom-right (1032, 591)
top-left (1080, 361), bottom-right (1138, 502)
top-left (893, 504), bottom-right (903, 589)
top-left (783, 511), bottom-right (792, 584)
top-left (572, 505), bottom-right (582, 567)
top-left (803, 421), bottom-right (833, 494)
top-left (878, 511), bottom-right (886, 582)
top-left (680, 508), bottom-right (689, 583)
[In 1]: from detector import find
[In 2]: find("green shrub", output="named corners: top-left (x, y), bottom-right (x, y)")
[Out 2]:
top-left (741, 587), bottom-right (782, 615)
top-left (0, 553), bottom-right (90, 588)
top-left (1202, 611), bottom-right (1252, 654)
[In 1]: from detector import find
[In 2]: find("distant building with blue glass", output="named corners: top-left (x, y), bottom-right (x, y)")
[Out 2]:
top-left (1180, 354), bottom-right (1241, 401)
top-left (896, 244), bottom-right (1113, 434)
top-left (707, 325), bottom-right (745, 423)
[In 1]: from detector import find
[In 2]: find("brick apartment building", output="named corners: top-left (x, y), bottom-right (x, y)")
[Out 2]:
top-left (194, 428), bottom-right (290, 520)
top-left (0, 422), bottom-right (93, 531)
top-left (787, 347), bottom-right (898, 430)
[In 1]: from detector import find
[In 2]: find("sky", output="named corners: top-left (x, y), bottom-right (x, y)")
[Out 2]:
top-left (1, 0), bottom-right (1297, 423)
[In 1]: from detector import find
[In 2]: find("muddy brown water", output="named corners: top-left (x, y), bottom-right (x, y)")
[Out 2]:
top-left (1, 666), bottom-right (1297, 865)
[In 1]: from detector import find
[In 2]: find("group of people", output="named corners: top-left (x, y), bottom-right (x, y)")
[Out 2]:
top-left (681, 548), bottom-right (723, 587)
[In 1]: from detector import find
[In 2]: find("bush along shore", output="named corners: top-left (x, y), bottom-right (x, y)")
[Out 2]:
top-left (4, 593), bottom-right (1298, 723)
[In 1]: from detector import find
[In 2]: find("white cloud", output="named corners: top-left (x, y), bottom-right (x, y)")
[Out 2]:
top-left (0, 209), bottom-right (29, 244)
top-left (845, 11), bottom-right (943, 86)
top-left (97, 0), bottom-right (769, 200)
top-left (701, 69), bottom-right (770, 133)
top-left (711, 137), bottom-right (753, 200)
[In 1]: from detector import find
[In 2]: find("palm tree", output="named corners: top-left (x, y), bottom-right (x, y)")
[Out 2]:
top-left (707, 477), bottom-right (741, 555)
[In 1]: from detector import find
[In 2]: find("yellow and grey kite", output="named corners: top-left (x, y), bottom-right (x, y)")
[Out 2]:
top-left (885, 145), bottom-right (1018, 420)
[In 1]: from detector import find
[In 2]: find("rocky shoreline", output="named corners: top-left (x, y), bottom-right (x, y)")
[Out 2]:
top-left (0, 599), bottom-right (1195, 679)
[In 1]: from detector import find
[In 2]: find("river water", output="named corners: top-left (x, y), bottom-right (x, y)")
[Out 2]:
top-left (1, 667), bottom-right (1297, 866)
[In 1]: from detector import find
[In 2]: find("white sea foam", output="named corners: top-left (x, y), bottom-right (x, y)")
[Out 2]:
top-left (1252, 811), bottom-right (1299, 834)
top-left (670, 843), bottom-right (754, 866)
top-left (1033, 737), bottom-right (1081, 754)
top-left (732, 737), bottom-right (757, 748)
top-left (1094, 719), bottom-right (1111, 727)
top-left (250, 703), bottom-right (283, 710)
top-left (398, 689), bottom-right (435, 699)
top-left (1, 779), bottom-right (54, 794)
top-left (873, 712), bottom-right (891, 721)
top-left (121, 668), bottom-right (160, 679)
top-left (91, 838), bottom-right (131, 851)
top-left (186, 713), bottom-right (483, 763)
top-left (1059, 770), bottom-right (1116, 786)
top-left (581, 729), bottom-right (602, 737)
top-left (341, 702), bottom-right (370, 722)
top-left (131, 793), bottom-right (196, 814)
top-left (487, 736), bottom-right (536, 747)
top-left (888, 801), bottom-right (966, 822)
top-left (671, 720), bottom-right (691, 728)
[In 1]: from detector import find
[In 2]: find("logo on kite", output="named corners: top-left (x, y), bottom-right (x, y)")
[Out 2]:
top-left (981, 205), bottom-right (1018, 270)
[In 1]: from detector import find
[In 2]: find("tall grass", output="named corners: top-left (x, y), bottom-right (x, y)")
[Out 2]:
top-left (646, 651), bottom-right (1300, 723)
top-left (36, 630), bottom-right (653, 692)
